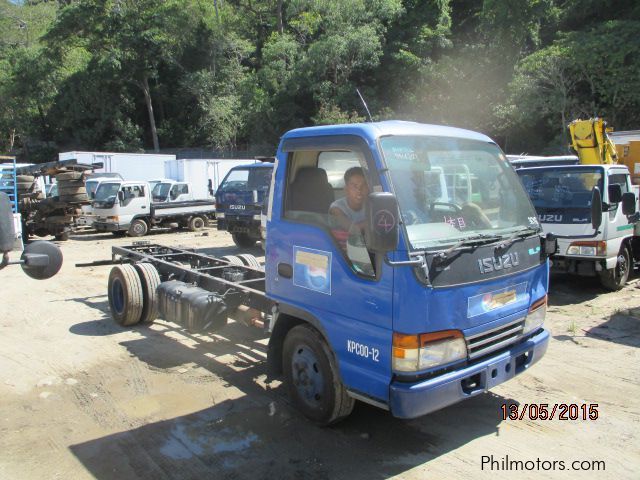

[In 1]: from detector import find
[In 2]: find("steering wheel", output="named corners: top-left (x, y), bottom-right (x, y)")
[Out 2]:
top-left (403, 209), bottom-right (423, 225)
top-left (429, 202), bottom-right (462, 215)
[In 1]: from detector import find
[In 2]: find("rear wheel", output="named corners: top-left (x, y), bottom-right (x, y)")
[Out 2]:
top-left (188, 215), bottom-right (206, 231)
top-left (128, 219), bottom-right (148, 237)
top-left (221, 255), bottom-right (243, 265)
top-left (237, 253), bottom-right (261, 269)
top-left (108, 264), bottom-right (144, 326)
top-left (599, 246), bottom-right (631, 291)
top-left (134, 263), bottom-right (161, 324)
top-left (283, 325), bottom-right (355, 425)
top-left (232, 232), bottom-right (256, 248)
top-left (54, 232), bottom-right (70, 241)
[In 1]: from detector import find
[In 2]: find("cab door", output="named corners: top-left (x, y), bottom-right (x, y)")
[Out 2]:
top-left (119, 184), bottom-right (148, 224)
top-left (266, 136), bottom-right (395, 403)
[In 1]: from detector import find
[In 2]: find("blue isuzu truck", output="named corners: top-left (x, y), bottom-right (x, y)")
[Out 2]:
top-left (100, 121), bottom-right (563, 425)
top-left (215, 162), bottom-right (274, 248)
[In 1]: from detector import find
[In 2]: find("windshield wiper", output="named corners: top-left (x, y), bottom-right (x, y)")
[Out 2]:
top-left (431, 233), bottom-right (503, 262)
top-left (494, 226), bottom-right (540, 252)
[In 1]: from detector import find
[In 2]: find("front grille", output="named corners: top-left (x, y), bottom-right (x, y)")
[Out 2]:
top-left (465, 317), bottom-right (526, 360)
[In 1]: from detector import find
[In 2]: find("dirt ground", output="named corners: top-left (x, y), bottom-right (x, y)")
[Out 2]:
top-left (0, 227), bottom-right (638, 480)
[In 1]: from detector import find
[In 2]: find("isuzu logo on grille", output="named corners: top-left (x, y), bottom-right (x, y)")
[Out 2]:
top-left (229, 205), bottom-right (245, 210)
top-left (478, 252), bottom-right (520, 274)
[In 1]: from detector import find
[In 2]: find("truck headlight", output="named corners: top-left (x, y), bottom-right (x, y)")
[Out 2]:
top-left (566, 241), bottom-right (606, 256)
top-left (217, 213), bottom-right (225, 219)
top-left (393, 330), bottom-right (466, 372)
top-left (523, 295), bottom-right (546, 335)
top-left (253, 214), bottom-right (261, 221)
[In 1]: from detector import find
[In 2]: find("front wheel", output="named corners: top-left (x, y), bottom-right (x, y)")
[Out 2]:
top-left (128, 219), bottom-right (148, 237)
top-left (232, 232), bottom-right (256, 248)
top-left (599, 246), bottom-right (631, 291)
top-left (283, 325), bottom-right (354, 425)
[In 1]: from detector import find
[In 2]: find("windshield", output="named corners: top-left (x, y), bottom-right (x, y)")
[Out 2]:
top-left (85, 180), bottom-right (99, 198)
top-left (517, 167), bottom-right (602, 224)
top-left (94, 182), bottom-right (121, 202)
top-left (380, 136), bottom-right (539, 249)
top-left (152, 182), bottom-right (171, 201)
top-left (219, 167), bottom-right (272, 192)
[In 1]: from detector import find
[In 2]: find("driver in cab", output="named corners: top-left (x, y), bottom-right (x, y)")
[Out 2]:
top-left (329, 167), bottom-right (369, 232)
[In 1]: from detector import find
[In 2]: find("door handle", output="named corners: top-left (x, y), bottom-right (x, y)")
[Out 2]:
top-left (141, 206), bottom-right (147, 209)
top-left (277, 263), bottom-right (293, 278)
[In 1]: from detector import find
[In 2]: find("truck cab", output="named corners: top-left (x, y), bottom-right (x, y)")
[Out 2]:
top-left (517, 164), bottom-right (639, 290)
top-left (264, 121), bottom-right (551, 421)
top-left (93, 180), bottom-right (150, 234)
top-left (151, 180), bottom-right (194, 203)
top-left (215, 163), bottom-right (274, 247)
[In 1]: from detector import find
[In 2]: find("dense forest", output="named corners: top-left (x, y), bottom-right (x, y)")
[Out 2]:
top-left (1, 0), bottom-right (639, 162)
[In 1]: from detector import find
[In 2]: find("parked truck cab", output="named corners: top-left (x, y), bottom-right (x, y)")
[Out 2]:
top-left (264, 121), bottom-right (551, 422)
top-left (215, 163), bottom-right (274, 247)
top-left (517, 163), bottom-right (639, 290)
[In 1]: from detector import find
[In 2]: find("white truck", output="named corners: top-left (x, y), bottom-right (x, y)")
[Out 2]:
top-left (59, 151), bottom-right (175, 181)
top-left (92, 180), bottom-right (215, 237)
top-left (516, 163), bottom-right (639, 290)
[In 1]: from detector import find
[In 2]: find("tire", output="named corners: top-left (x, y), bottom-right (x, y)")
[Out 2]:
top-left (128, 219), bottom-right (148, 237)
top-left (221, 255), bottom-right (243, 265)
top-left (55, 171), bottom-right (83, 181)
top-left (59, 193), bottom-right (89, 203)
top-left (108, 264), bottom-right (144, 326)
top-left (134, 263), bottom-right (161, 324)
top-left (599, 246), bottom-right (631, 291)
top-left (232, 232), bottom-right (256, 248)
top-left (57, 178), bottom-right (84, 186)
top-left (58, 185), bottom-right (87, 196)
top-left (16, 175), bottom-right (35, 183)
top-left (282, 324), bottom-right (355, 425)
top-left (54, 232), bottom-right (70, 241)
top-left (188, 215), bottom-right (206, 232)
top-left (237, 253), bottom-right (261, 268)
top-left (17, 181), bottom-right (35, 191)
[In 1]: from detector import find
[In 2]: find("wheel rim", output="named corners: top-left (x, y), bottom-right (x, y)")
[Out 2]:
top-left (194, 218), bottom-right (204, 228)
top-left (133, 222), bottom-right (145, 235)
top-left (617, 252), bottom-right (628, 280)
top-left (111, 278), bottom-right (125, 314)
top-left (291, 344), bottom-right (324, 408)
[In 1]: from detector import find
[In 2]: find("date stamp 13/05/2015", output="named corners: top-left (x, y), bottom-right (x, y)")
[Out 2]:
top-left (501, 403), bottom-right (599, 421)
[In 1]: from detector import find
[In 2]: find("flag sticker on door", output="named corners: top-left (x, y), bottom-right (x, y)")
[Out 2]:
top-left (293, 246), bottom-right (332, 295)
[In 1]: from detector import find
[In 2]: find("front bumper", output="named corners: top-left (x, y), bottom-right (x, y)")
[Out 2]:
top-left (389, 328), bottom-right (550, 419)
top-left (550, 255), bottom-right (605, 276)
top-left (94, 221), bottom-right (123, 232)
top-left (217, 217), bottom-right (260, 235)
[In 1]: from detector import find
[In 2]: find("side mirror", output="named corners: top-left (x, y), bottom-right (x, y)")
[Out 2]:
top-left (0, 192), bottom-right (16, 253)
top-left (364, 192), bottom-right (399, 253)
top-left (21, 240), bottom-right (63, 279)
top-left (542, 233), bottom-right (557, 257)
top-left (622, 192), bottom-right (637, 216)
top-left (608, 184), bottom-right (622, 204)
top-left (591, 187), bottom-right (602, 230)
top-left (117, 190), bottom-right (124, 202)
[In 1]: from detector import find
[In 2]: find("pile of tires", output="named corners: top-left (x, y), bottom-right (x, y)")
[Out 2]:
top-left (55, 171), bottom-right (89, 203)
top-left (16, 175), bottom-right (36, 194)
